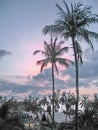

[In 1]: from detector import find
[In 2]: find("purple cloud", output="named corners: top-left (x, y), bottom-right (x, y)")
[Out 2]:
top-left (0, 49), bottom-right (12, 59)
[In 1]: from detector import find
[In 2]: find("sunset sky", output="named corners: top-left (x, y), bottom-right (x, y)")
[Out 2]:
top-left (0, 0), bottom-right (98, 100)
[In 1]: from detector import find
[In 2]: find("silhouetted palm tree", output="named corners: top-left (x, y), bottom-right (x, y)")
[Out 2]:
top-left (43, 1), bottom-right (98, 129)
top-left (33, 37), bottom-right (73, 127)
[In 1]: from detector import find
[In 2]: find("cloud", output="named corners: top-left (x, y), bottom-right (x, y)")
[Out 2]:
top-left (0, 67), bottom-right (69, 99)
top-left (33, 68), bottom-right (52, 81)
top-left (78, 49), bottom-right (98, 79)
top-left (61, 50), bottom-right (98, 90)
top-left (33, 68), bottom-right (66, 90)
top-left (0, 49), bottom-right (12, 59)
top-left (0, 50), bottom-right (98, 100)
top-left (0, 78), bottom-right (43, 99)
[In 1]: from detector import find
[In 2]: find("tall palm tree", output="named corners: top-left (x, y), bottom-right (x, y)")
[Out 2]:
top-left (33, 37), bottom-right (73, 127)
top-left (43, 1), bottom-right (98, 130)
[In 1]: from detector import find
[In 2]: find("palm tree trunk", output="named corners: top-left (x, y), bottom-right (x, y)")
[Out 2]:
top-left (72, 37), bottom-right (79, 130)
top-left (52, 63), bottom-right (55, 127)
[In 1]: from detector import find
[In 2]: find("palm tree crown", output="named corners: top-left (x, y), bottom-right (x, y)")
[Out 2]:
top-left (33, 37), bottom-right (73, 73)
top-left (43, 1), bottom-right (98, 63)
top-left (43, 1), bottom-right (98, 48)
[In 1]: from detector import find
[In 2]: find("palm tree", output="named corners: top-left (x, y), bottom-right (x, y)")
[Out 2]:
top-left (80, 94), bottom-right (90, 111)
top-left (33, 36), bottom-right (73, 127)
top-left (43, 1), bottom-right (98, 130)
top-left (60, 91), bottom-right (75, 123)
top-left (93, 94), bottom-right (98, 111)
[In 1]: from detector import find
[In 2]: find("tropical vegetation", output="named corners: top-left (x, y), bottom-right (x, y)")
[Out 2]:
top-left (0, 93), bottom-right (98, 130)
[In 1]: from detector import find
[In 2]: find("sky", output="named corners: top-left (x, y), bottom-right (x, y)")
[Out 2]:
top-left (0, 0), bottom-right (98, 100)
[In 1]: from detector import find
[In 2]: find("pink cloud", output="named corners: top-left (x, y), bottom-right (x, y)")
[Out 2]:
top-left (62, 86), bottom-right (98, 99)
top-left (39, 90), bottom-right (52, 96)
top-left (16, 91), bottom-right (32, 100)
top-left (56, 73), bottom-right (71, 83)
top-left (79, 86), bottom-right (98, 98)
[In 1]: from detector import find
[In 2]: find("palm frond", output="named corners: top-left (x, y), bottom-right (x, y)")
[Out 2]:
top-left (57, 46), bottom-right (69, 56)
top-left (71, 3), bottom-right (74, 14)
top-left (63, 0), bottom-right (70, 15)
top-left (43, 25), bottom-right (64, 36)
top-left (43, 25), bottom-right (54, 35)
top-left (62, 32), bottom-right (70, 40)
top-left (33, 50), bottom-right (41, 55)
top-left (55, 20), bottom-right (69, 32)
top-left (74, 40), bottom-right (82, 53)
top-left (37, 59), bottom-right (44, 65)
top-left (44, 41), bottom-right (49, 52)
top-left (79, 55), bottom-right (83, 64)
top-left (74, 2), bottom-right (83, 11)
top-left (74, 40), bottom-right (83, 64)
top-left (77, 28), bottom-right (94, 50)
top-left (56, 3), bottom-right (66, 16)
top-left (33, 50), bottom-right (47, 56)
top-left (40, 60), bottom-right (49, 72)
top-left (36, 58), bottom-right (50, 72)
top-left (88, 31), bottom-right (98, 40)
top-left (78, 28), bottom-right (98, 50)
top-left (50, 36), bottom-right (53, 45)
top-left (56, 58), bottom-right (74, 67)
top-left (58, 40), bottom-right (65, 45)
top-left (44, 40), bottom-right (49, 46)
top-left (53, 37), bottom-right (58, 47)
top-left (54, 63), bottom-right (58, 74)
top-left (55, 40), bottom-right (65, 51)
top-left (86, 15), bottom-right (98, 24)
top-left (40, 63), bottom-right (45, 72)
